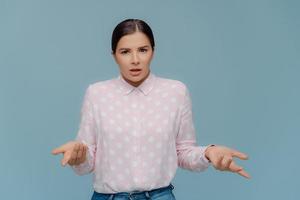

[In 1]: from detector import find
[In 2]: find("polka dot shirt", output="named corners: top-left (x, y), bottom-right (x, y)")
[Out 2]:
top-left (72, 72), bottom-right (210, 193)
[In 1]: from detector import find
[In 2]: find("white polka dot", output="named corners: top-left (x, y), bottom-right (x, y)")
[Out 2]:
top-left (171, 97), bottom-right (177, 103)
top-left (100, 97), bottom-right (107, 103)
top-left (132, 117), bottom-right (138, 123)
top-left (156, 127), bottom-right (162, 133)
top-left (117, 173), bottom-right (124, 180)
top-left (132, 146), bottom-right (138, 152)
top-left (117, 158), bottom-right (124, 165)
top-left (148, 136), bottom-right (154, 143)
top-left (154, 89), bottom-right (161, 93)
top-left (132, 161), bottom-right (138, 168)
top-left (163, 106), bottom-right (169, 111)
top-left (107, 93), bottom-right (114, 98)
top-left (131, 103), bottom-right (137, 108)
top-left (93, 104), bottom-right (99, 110)
top-left (141, 146), bottom-right (147, 152)
top-left (116, 126), bottom-right (122, 133)
top-left (125, 121), bottom-right (131, 127)
top-left (155, 114), bottom-right (161, 119)
top-left (131, 130), bottom-right (138, 136)
top-left (101, 85), bottom-right (108, 90)
top-left (109, 133), bottom-right (115, 140)
top-left (170, 111), bottom-right (176, 117)
top-left (142, 161), bottom-right (148, 167)
top-left (124, 136), bottom-right (130, 143)
top-left (109, 105), bottom-right (115, 111)
top-left (162, 93), bottom-right (169, 98)
top-left (125, 168), bottom-right (130, 174)
top-left (163, 134), bottom-right (168, 140)
top-left (109, 149), bottom-right (116, 156)
top-left (149, 152), bottom-right (155, 158)
top-left (139, 104), bottom-right (145, 110)
top-left (150, 168), bottom-right (156, 174)
top-left (147, 109), bottom-right (154, 114)
top-left (146, 98), bottom-right (152, 103)
top-left (155, 101), bottom-right (161, 106)
top-left (147, 122), bottom-right (153, 127)
top-left (163, 119), bottom-right (169, 124)
top-left (155, 142), bottom-right (162, 149)
top-left (110, 165), bottom-right (116, 171)
top-left (116, 142), bottom-right (123, 149)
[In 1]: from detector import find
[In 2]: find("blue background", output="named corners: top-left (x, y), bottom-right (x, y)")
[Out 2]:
top-left (1, 0), bottom-right (299, 199)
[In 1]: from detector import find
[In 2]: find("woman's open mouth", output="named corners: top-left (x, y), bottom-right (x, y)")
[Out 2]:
top-left (129, 68), bottom-right (142, 76)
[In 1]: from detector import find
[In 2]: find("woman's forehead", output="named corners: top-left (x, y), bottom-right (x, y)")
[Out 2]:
top-left (117, 32), bottom-right (151, 49)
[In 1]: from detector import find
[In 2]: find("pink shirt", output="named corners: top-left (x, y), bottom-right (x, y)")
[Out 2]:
top-left (72, 72), bottom-right (210, 193)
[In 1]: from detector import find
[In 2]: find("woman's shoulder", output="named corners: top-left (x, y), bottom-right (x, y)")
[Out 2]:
top-left (155, 75), bottom-right (188, 93)
top-left (85, 77), bottom-right (117, 94)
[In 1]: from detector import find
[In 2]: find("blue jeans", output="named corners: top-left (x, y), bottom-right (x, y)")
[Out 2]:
top-left (91, 183), bottom-right (176, 200)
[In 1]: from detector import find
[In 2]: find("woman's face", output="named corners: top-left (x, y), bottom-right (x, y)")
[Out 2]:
top-left (113, 31), bottom-right (154, 87)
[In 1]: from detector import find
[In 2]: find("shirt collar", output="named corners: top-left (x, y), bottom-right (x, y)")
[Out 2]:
top-left (117, 72), bottom-right (156, 96)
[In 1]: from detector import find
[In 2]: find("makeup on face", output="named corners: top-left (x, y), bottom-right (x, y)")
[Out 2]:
top-left (113, 32), bottom-right (154, 87)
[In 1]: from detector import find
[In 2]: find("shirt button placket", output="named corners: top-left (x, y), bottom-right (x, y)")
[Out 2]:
top-left (136, 90), bottom-right (144, 181)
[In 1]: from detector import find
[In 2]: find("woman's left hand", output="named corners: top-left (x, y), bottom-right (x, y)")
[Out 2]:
top-left (204, 145), bottom-right (250, 179)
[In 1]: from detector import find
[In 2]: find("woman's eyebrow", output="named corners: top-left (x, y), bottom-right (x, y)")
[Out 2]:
top-left (138, 45), bottom-right (150, 48)
top-left (118, 48), bottom-right (130, 51)
top-left (118, 45), bottom-right (150, 51)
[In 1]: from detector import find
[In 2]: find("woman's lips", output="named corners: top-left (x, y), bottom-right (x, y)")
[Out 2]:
top-left (129, 69), bottom-right (142, 76)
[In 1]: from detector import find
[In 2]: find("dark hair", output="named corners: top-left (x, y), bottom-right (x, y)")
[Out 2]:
top-left (111, 19), bottom-right (155, 54)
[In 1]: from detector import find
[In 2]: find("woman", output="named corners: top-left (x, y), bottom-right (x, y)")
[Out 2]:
top-left (52, 19), bottom-right (250, 200)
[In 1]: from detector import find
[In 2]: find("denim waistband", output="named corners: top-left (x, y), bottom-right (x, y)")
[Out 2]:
top-left (92, 183), bottom-right (174, 200)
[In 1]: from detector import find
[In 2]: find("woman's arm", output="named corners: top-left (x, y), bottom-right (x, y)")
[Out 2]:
top-left (52, 85), bottom-right (97, 175)
top-left (176, 84), bottom-right (211, 172)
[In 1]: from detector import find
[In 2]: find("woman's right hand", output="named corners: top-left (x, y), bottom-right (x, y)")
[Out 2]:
top-left (52, 141), bottom-right (87, 167)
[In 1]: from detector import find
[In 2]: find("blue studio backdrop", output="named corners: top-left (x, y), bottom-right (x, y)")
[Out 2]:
top-left (1, 1), bottom-right (299, 200)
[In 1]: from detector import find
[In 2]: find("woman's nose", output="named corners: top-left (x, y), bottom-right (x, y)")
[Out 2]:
top-left (131, 52), bottom-right (140, 65)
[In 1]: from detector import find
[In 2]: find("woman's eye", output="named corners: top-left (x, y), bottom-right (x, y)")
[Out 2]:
top-left (120, 50), bottom-right (129, 54)
top-left (139, 48), bottom-right (148, 53)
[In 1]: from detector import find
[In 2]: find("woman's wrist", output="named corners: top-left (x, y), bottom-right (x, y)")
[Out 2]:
top-left (204, 144), bottom-right (216, 162)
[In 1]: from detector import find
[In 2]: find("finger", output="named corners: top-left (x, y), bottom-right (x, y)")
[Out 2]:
top-left (221, 155), bottom-right (233, 170)
top-left (61, 150), bottom-right (72, 166)
top-left (75, 144), bottom-right (84, 165)
top-left (237, 169), bottom-right (251, 179)
top-left (232, 150), bottom-right (248, 160)
top-left (69, 145), bottom-right (79, 166)
top-left (229, 161), bottom-right (243, 172)
top-left (52, 146), bottom-right (66, 155)
top-left (78, 145), bottom-right (87, 164)
top-left (77, 144), bottom-right (84, 159)
top-left (52, 141), bottom-right (75, 155)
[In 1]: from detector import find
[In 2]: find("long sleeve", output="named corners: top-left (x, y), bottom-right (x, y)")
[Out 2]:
top-left (71, 85), bottom-right (97, 175)
top-left (176, 85), bottom-right (210, 172)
